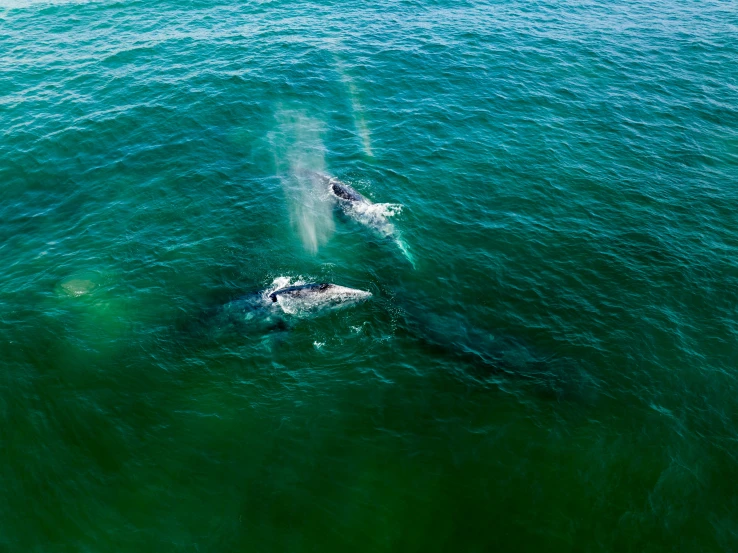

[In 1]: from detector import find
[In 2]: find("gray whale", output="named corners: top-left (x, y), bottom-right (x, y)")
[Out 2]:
top-left (209, 281), bottom-right (372, 335)
top-left (307, 171), bottom-right (414, 265)
top-left (313, 172), bottom-right (397, 238)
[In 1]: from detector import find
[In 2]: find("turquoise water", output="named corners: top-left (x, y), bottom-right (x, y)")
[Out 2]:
top-left (2, 0), bottom-right (737, 550)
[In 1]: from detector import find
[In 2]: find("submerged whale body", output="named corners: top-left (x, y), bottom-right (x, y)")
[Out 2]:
top-left (399, 308), bottom-right (599, 402)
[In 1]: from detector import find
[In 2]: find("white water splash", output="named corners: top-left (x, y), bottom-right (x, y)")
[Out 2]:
top-left (345, 201), bottom-right (402, 239)
top-left (264, 276), bottom-right (299, 296)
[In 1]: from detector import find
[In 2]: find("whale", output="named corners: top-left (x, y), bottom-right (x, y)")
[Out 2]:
top-left (206, 281), bottom-right (372, 336)
top-left (395, 305), bottom-right (599, 403)
top-left (315, 171), bottom-right (396, 238)
top-left (307, 171), bottom-right (414, 265)
top-left (267, 282), bottom-right (372, 315)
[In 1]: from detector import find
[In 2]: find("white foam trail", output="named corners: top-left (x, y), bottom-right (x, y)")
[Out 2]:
top-left (346, 201), bottom-right (402, 239)
top-left (394, 237), bottom-right (416, 268)
top-left (356, 201), bottom-right (403, 219)
top-left (264, 276), bottom-right (303, 315)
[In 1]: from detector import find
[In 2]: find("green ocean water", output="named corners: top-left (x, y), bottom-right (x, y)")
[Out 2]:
top-left (2, 0), bottom-right (738, 551)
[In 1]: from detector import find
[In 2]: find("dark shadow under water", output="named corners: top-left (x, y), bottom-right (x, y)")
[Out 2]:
top-left (167, 270), bottom-right (598, 406)
top-left (392, 302), bottom-right (600, 404)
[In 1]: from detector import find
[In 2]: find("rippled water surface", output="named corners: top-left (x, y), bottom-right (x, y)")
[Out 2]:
top-left (2, 1), bottom-right (737, 551)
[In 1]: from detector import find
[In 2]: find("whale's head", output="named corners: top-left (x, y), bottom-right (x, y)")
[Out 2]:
top-left (269, 283), bottom-right (371, 315)
top-left (299, 170), bottom-right (365, 203)
top-left (329, 180), bottom-right (364, 203)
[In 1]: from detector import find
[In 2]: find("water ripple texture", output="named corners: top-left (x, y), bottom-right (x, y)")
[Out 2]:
top-left (1, 1), bottom-right (737, 551)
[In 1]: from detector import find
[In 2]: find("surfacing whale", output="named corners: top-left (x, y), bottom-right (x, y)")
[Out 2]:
top-left (309, 171), bottom-right (414, 265)
top-left (267, 282), bottom-right (372, 315)
top-left (211, 280), bottom-right (372, 335)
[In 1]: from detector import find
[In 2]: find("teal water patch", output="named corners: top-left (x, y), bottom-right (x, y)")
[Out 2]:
top-left (1, 0), bottom-right (737, 551)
